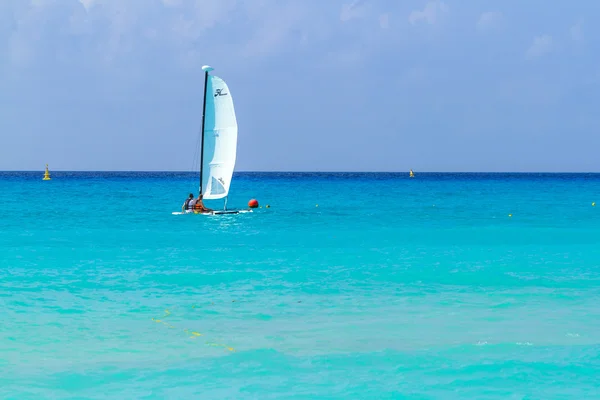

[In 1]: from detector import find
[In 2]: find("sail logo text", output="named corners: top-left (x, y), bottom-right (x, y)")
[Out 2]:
top-left (214, 89), bottom-right (228, 97)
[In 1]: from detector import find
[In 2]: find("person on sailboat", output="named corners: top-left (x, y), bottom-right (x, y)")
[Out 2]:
top-left (192, 194), bottom-right (213, 213)
top-left (182, 193), bottom-right (195, 212)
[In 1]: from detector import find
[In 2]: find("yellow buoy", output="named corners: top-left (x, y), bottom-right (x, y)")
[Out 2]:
top-left (593, 202), bottom-right (596, 207)
top-left (409, 169), bottom-right (414, 178)
top-left (508, 214), bottom-right (512, 217)
top-left (43, 164), bottom-right (51, 181)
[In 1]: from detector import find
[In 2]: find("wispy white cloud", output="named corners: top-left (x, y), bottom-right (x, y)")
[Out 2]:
top-left (526, 35), bottom-right (553, 59)
top-left (409, 1), bottom-right (448, 25)
top-left (161, 0), bottom-right (181, 6)
top-left (339, 0), bottom-right (391, 33)
top-left (163, 0), bottom-right (238, 40)
top-left (570, 19), bottom-right (584, 42)
top-left (340, 0), bottom-right (369, 22)
top-left (241, 1), bottom-right (311, 58)
top-left (476, 11), bottom-right (502, 31)
top-left (1, 0), bottom-right (321, 70)
top-left (78, 0), bottom-right (96, 11)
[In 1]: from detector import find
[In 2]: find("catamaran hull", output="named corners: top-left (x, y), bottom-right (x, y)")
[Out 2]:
top-left (172, 210), bottom-right (252, 216)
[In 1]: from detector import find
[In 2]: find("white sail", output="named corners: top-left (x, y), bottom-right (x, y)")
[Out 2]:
top-left (201, 75), bottom-right (238, 199)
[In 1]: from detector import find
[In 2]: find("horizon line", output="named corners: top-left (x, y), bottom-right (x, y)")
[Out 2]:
top-left (2, 170), bottom-right (600, 174)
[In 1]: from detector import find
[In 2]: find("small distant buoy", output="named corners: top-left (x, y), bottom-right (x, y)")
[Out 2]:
top-left (316, 204), bottom-right (319, 207)
top-left (508, 214), bottom-right (512, 217)
top-left (593, 202), bottom-right (596, 207)
top-left (43, 164), bottom-right (51, 181)
top-left (248, 199), bottom-right (259, 208)
top-left (266, 205), bottom-right (270, 208)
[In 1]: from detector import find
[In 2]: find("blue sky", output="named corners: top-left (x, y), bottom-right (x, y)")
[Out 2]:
top-left (1, 0), bottom-right (599, 172)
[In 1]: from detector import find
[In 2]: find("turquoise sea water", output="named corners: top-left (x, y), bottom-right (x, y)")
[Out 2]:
top-left (1, 172), bottom-right (600, 399)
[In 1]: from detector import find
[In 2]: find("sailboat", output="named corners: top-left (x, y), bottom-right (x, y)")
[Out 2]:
top-left (175, 65), bottom-right (248, 216)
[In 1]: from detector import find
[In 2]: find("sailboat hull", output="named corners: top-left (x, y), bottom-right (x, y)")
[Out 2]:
top-left (172, 210), bottom-right (252, 216)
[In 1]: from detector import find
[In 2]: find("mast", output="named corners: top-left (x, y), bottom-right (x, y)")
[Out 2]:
top-left (199, 65), bottom-right (214, 195)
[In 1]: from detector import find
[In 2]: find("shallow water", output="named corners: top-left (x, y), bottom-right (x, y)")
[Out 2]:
top-left (1, 172), bottom-right (600, 399)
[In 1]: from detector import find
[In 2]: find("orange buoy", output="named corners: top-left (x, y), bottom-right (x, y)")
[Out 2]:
top-left (248, 199), bottom-right (259, 208)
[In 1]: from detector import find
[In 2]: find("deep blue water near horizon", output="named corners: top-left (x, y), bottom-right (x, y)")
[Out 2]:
top-left (1, 172), bottom-right (600, 399)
